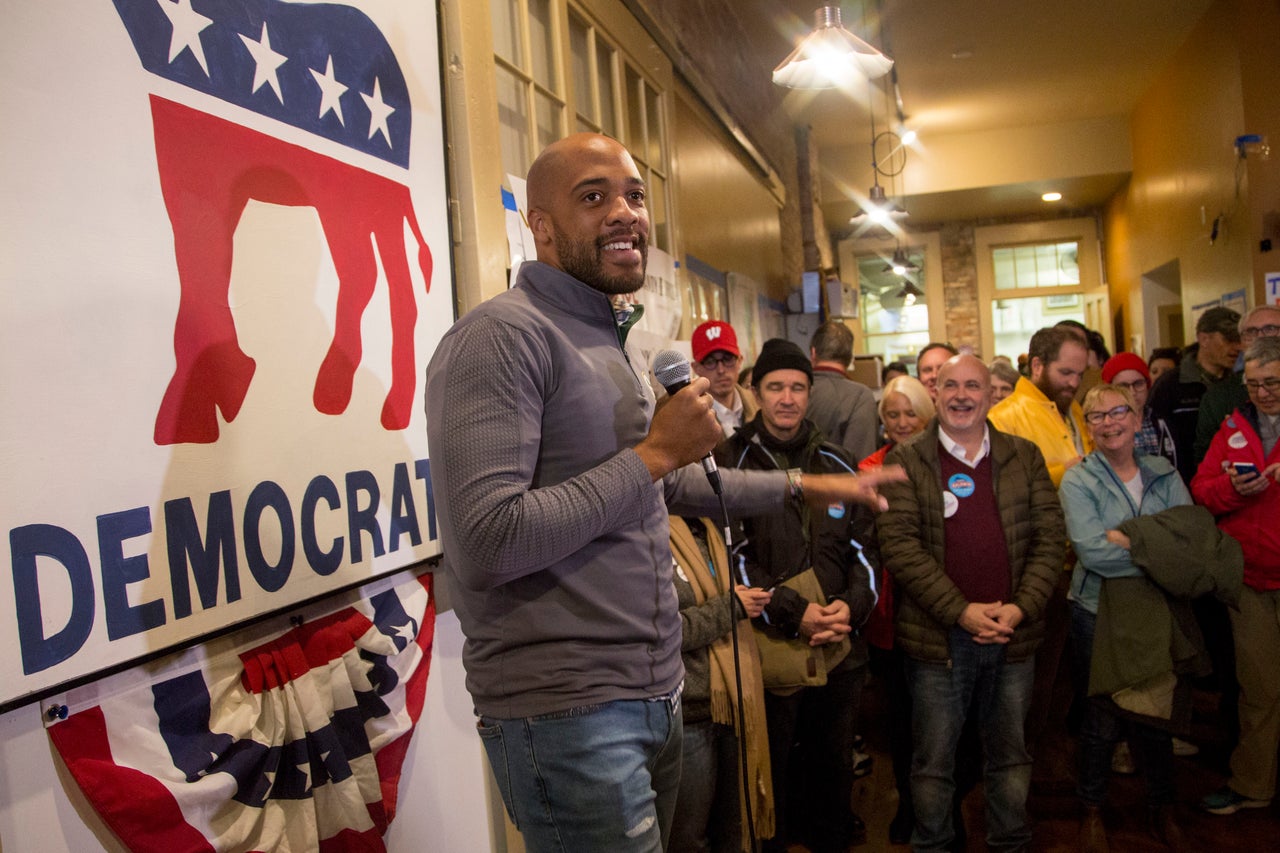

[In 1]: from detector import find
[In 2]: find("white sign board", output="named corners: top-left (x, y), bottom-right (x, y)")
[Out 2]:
top-left (1, 0), bottom-right (453, 706)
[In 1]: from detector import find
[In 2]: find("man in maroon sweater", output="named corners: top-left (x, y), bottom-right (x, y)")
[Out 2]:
top-left (879, 355), bottom-right (1063, 852)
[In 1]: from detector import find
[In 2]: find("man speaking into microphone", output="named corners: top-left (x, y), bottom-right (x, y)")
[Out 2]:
top-left (424, 133), bottom-right (901, 853)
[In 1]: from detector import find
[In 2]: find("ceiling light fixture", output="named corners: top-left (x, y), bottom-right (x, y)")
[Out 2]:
top-left (1042, 191), bottom-right (1063, 202)
top-left (895, 280), bottom-right (924, 307)
top-left (850, 79), bottom-right (909, 228)
top-left (773, 6), bottom-right (893, 89)
top-left (883, 246), bottom-right (921, 276)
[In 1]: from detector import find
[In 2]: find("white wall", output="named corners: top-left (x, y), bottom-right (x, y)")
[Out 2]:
top-left (0, 608), bottom-right (495, 853)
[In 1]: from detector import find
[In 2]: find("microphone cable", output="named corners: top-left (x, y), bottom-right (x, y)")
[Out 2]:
top-left (712, 484), bottom-right (758, 852)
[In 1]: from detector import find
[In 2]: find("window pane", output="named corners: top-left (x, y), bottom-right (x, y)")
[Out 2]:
top-left (490, 0), bottom-right (521, 66)
top-left (990, 295), bottom-right (1085, 361)
top-left (648, 173), bottom-right (668, 251)
top-left (1056, 242), bottom-right (1080, 284)
top-left (596, 44), bottom-right (617, 137)
top-left (1013, 247), bottom-right (1038, 288)
top-left (528, 0), bottom-right (555, 90)
top-left (1034, 244), bottom-right (1057, 286)
top-left (534, 90), bottom-right (561, 155)
top-left (569, 12), bottom-right (591, 121)
top-left (993, 241), bottom-right (1080, 290)
top-left (993, 248), bottom-right (1017, 290)
top-left (644, 82), bottom-right (663, 167)
top-left (624, 64), bottom-right (644, 154)
top-left (495, 66), bottom-right (529, 179)
top-left (857, 250), bottom-right (930, 363)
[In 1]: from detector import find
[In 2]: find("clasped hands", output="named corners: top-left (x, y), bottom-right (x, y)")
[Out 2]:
top-left (958, 601), bottom-right (1024, 645)
top-left (799, 599), bottom-right (852, 647)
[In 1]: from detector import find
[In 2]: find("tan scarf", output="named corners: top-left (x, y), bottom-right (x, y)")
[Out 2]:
top-left (669, 517), bottom-right (775, 843)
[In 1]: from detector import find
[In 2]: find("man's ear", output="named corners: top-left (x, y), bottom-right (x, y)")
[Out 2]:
top-left (1029, 356), bottom-right (1045, 381)
top-left (527, 208), bottom-right (553, 246)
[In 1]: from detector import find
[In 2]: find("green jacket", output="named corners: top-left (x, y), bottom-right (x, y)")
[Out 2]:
top-left (879, 420), bottom-right (1064, 663)
top-left (1090, 505), bottom-right (1243, 700)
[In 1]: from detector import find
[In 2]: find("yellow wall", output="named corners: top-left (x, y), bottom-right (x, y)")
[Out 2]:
top-left (671, 84), bottom-right (788, 298)
top-left (1104, 0), bottom-right (1266, 345)
top-left (1235, 0), bottom-right (1280, 293)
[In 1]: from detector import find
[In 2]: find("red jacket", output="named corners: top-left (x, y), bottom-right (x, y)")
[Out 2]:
top-left (1191, 406), bottom-right (1280, 590)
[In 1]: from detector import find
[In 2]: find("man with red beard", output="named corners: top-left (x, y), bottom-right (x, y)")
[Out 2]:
top-left (990, 326), bottom-right (1092, 488)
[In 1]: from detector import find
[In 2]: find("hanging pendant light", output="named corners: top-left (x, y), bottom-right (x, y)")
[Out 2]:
top-left (773, 6), bottom-right (893, 89)
top-left (883, 246), bottom-right (921, 275)
top-left (849, 82), bottom-right (908, 227)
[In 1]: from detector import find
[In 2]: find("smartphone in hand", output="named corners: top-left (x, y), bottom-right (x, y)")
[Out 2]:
top-left (1232, 461), bottom-right (1260, 478)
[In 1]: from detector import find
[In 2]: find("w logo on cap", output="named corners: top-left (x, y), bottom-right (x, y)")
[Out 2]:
top-left (705, 327), bottom-right (723, 341)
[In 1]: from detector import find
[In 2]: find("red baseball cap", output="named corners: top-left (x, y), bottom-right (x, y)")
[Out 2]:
top-left (691, 321), bottom-right (741, 363)
top-left (1101, 352), bottom-right (1152, 385)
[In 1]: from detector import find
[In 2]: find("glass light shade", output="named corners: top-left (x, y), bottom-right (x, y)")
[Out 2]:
top-left (849, 184), bottom-right (908, 226)
top-left (773, 6), bottom-right (893, 89)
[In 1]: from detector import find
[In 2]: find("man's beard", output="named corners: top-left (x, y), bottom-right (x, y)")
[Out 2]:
top-left (555, 232), bottom-right (647, 295)
top-left (1036, 376), bottom-right (1075, 414)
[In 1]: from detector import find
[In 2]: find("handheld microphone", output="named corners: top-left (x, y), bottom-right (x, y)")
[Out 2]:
top-left (652, 349), bottom-right (722, 494)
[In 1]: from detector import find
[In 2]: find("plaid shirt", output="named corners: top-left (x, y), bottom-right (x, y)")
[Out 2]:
top-left (1135, 408), bottom-right (1160, 457)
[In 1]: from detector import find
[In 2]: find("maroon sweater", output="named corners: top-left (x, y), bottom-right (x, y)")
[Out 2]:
top-left (939, 449), bottom-right (1011, 603)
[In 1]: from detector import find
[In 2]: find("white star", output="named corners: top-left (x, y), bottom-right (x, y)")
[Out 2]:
top-left (156, 0), bottom-right (212, 77)
top-left (361, 77), bottom-right (395, 148)
top-left (394, 621), bottom-right (416, 643)
top-left (296, 759), bottom-right (312, 791)
top-left (239, 22), bottom-right (287, 103)
top-left (310, 56), bottom-right (347, 126)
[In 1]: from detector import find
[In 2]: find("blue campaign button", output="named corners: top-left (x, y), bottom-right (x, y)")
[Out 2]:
top-left (947, 473), bottom-right (975, 498)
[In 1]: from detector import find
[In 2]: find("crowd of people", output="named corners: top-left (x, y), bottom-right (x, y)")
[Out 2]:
top-left (666, 303), bottom-right (1279, 853)
top-left (425, 133), bottom-right (1278, 853)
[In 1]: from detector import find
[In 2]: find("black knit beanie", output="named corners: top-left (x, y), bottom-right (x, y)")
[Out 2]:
top-left (751, 338), bottom-right (813, 387)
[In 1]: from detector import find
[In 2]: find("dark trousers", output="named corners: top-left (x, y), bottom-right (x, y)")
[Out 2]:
top-left (1025, 569), bottom-right (1071, 755)
top-left (763, 664), bottom-right (863, 853)
top-left (1069, 604), bottom-right (1174, 807)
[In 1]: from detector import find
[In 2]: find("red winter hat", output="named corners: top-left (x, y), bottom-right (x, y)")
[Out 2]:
top-left (691, 320), bottom-right (741, 363)
top-left (1101, 352), bottom-right (1152, 385)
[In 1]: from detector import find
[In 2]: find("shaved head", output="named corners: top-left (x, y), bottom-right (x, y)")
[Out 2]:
top-left (937, 354), bottom-right (990, 388)
top-left (524, 133), bottom-right (649, 294)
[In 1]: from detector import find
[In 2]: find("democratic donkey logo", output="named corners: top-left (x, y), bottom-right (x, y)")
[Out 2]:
top-left (111, 0), bottom-right (433, 444)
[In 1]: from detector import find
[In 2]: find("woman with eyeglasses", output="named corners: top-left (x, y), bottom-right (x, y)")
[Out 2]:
top-left (1059, 383), bottom-right (1193, 852)
top-left (1191, 335), bottom-right (1280, 818)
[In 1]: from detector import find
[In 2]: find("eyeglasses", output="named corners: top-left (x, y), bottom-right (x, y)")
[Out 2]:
top-left (699, 353), bottom-right (739, 370)
top-left (1245, 377), bottom-right (1280, 394)
top-left (1242, 324), bottom-right (1280, 341)
top-left (1112, 379), bottom-right (1148, 393)
top-left (1084, 404), bottom-right (1133, 425)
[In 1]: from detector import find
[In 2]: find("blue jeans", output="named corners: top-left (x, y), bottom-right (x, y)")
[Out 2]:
top-left (1069, 603), bottom-right (1173, 807)
top-left (477, 689), bottom-right (684, 853)
top-left (908, 628), bottom-right (1034, 853)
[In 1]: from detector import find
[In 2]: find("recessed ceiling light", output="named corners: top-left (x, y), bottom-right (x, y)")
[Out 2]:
top-left (951, 48), bottom-right (973, 60)
top-left (1042, 191), bottom-right (1063, 202)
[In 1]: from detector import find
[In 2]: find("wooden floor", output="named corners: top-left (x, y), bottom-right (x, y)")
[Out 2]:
top-left (785, 665), bottom-right (1280, 851)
